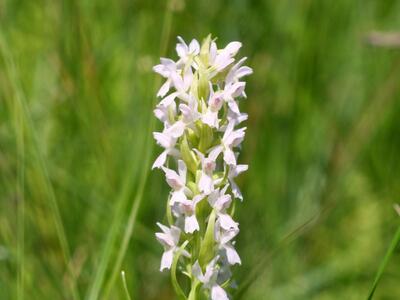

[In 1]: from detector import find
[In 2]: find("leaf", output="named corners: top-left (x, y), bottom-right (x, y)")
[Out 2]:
top-left (198, 210), bottom-right (216, 269)
top-left (187, 279), bottom-right (201, 300)
top-left (367, 224), bottom-right (400, 300)
top-left (180, 135), bottom-right (199, 175)
top-left (171, 241), bottom-right (190, 300)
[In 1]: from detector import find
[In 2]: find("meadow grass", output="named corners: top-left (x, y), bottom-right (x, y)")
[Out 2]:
top-left (1, 0), bottom-right (400, 299)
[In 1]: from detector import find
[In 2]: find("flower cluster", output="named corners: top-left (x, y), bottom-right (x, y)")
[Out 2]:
top-left (153, 35), bottom-right (251, 300)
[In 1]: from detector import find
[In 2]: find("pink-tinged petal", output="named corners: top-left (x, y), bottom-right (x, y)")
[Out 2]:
top-left (199, 172), bottom-right (213, 195)
top-left (215, 194), bottom-right (232, 211)
top-left (229, 82), bottom-right (246, 98)
top-left (160, 58), bottom-right (176, 69)
top-left (225, 57), bottom-right (247, 83)
top-left (235, 164), bottom-right (248, 176)
top-left (202, 110), bottom-right (219, 128)
top-left (224, 41), bottom-right (242, 56)
top-left (215, 56), bottom-right (234, 72)
top-left (177, 160), bottom-right (187, 182)
top-left (176, 36), bottom-right (188, 58)
top-left (211, 285), bottom-right (229, 300)
top-left (203, 157), bottom-right (216, 174)
top-left (185, 215), bottom-right (199, 233)
top-left (220, 228), bottom-right (239, 244)
top-left (153, 132), bottom-right (175, 149)
top-left (160, 248), bottom-right (174, 271)
top-left (227, 99), bottom-right (240, 115)
top-left (210, 42), bottom-right (218, 63)
top-left (230, 179), bottom-right (243, 201)
top-left (208, 146), bottom-right (223, 161)
top-left (189, 39), bottom-right (200, 54)
top-left (156, 222), bottom-right (170, 234)
top-left (231, 128), bottom-right (246, 147)
top-left (223, 122), bottom-right (235, 141)
top-left (153, 64), bottom-right (169, 78)
top-left (166, 120), bottom-right (185, 139)
top-left (223, 148), bottom-right (236, 166)
top-left (224, 126), bottom-right (246, 147)
top-left (224, 244), bottom-right (241, 265)
top-left (162, 167), bottom-right (184, 190)
top-left (154, 106), bottom-right (167, 122)
top-left (171, 72), bottom-right (185, 92)
top-left (236, 66), bottom-right (253, 79)
top-left (192, 194), bottom-right (204, 205)
top-left (170, 190), bottom-right (187, 205)
top-left (183, 67), bottom-right (193, 90)
top-left (209, 91), bottom-right (224, 111)
top-left (155, 232), bottom-right (174, 248)
top-left (157, 79), bottom-right (171, 97)
top-left (170, 225), bottom-right (181, 245)
top-left (207, 190), bottom-right (220, 207)
top-left (159, 92), bottom-right (178, 107)
top-left (218, 213), bottom-right (238, 231)
top-left (168, 147), bottom-right (180, 158)
top-left (192, 261), bottom-right (204, 282)
top-left (152, 150), bottom-right (168, 169)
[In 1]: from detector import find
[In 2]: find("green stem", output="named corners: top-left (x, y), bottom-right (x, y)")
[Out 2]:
top-left (367, 224), bottom-right (400, 300)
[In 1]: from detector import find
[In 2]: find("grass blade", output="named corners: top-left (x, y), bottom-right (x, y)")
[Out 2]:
top-left (121, 271), bottom-right (133, 300)
top-left (367, 224), bottom-right (400, 300)
top-left (0, 31), bottom-right (80, 300)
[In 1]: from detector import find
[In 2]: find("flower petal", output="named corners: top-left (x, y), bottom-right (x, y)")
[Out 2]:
top-left (211, 285), bottom-right (229, 300)
top-left (218, 213), bottom-right (238, 231)
top-left (185, 214), bottom-right (199, 233)
top-left (152, 150), bottom-right (168, 169)
top-left (160, 248), bottom-right (174, 271)
top-left (224, 244), bottom-right (241, 265)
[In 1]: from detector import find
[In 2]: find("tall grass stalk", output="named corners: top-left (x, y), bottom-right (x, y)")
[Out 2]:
top-left (121, 271), bottom-right (133, 300)
top-left (14, 50), bottom-right (25, 300)
top-left (367, 224), bottom-right (400, 299)
top-left (88, 2), bottom-right (175, 299)
top-left (0, 32), bottom-right (80, 300)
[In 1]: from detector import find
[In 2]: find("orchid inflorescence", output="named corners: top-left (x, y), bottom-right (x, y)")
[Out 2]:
top-left (152, 35), bottom-right (252, 300)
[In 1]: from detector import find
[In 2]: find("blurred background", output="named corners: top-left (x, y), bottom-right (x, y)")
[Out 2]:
top-left (1, 0), bottom-right (400, 299)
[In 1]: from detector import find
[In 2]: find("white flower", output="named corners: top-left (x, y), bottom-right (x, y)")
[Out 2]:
top-left (208, 187), bottom-right (238, 231)
top-left (194, 147), bottom-right (221, 195)
top-left (192, 258), bottom-right (229, 300)
top-left (209, 41), bottom-right (242, 77)
top-left (222, 82), bottom-right (246, 116)
top-left (155, 223), bottom-right (189, 271)
top-left (152, 131), bottom-right (180, 169)
top-left (154, 96), bottom-right (177, 125)
top-left (176, 36), bottom-right (200, 67)
top-left (153, 58), bottom-right (193, 97)
top-left (179, 95), bottom-right (201, 125)
top-left (225, 57), bottom-right (253, 86)
top-left (215, 222), bottom-right (241, 266)
top-left (162, 160), bottom-right (191, 204)
top-left (202, 85), bottom-right (224, 128)
top-left (153, 36), bottom-right (251, 298)
top-left (228, 164), bottom-right (248, 200)
top-left (211, 121), bottom-right (246, 166)
top-left (176, 194), bottom-right (203, 233)
top-left (227, 108), bottom-right (248, 126)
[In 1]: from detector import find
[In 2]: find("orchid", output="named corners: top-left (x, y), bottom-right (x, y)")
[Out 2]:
top-left (192, 258), bottom-right (229, 300)
top-left (152, 35), bottom-right (251, 299)
top-left (155, 223), bottom-right (188, 271)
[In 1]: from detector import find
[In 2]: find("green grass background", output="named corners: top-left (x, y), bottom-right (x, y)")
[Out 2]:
top-left (1, 0), bottom-right (400, 299)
